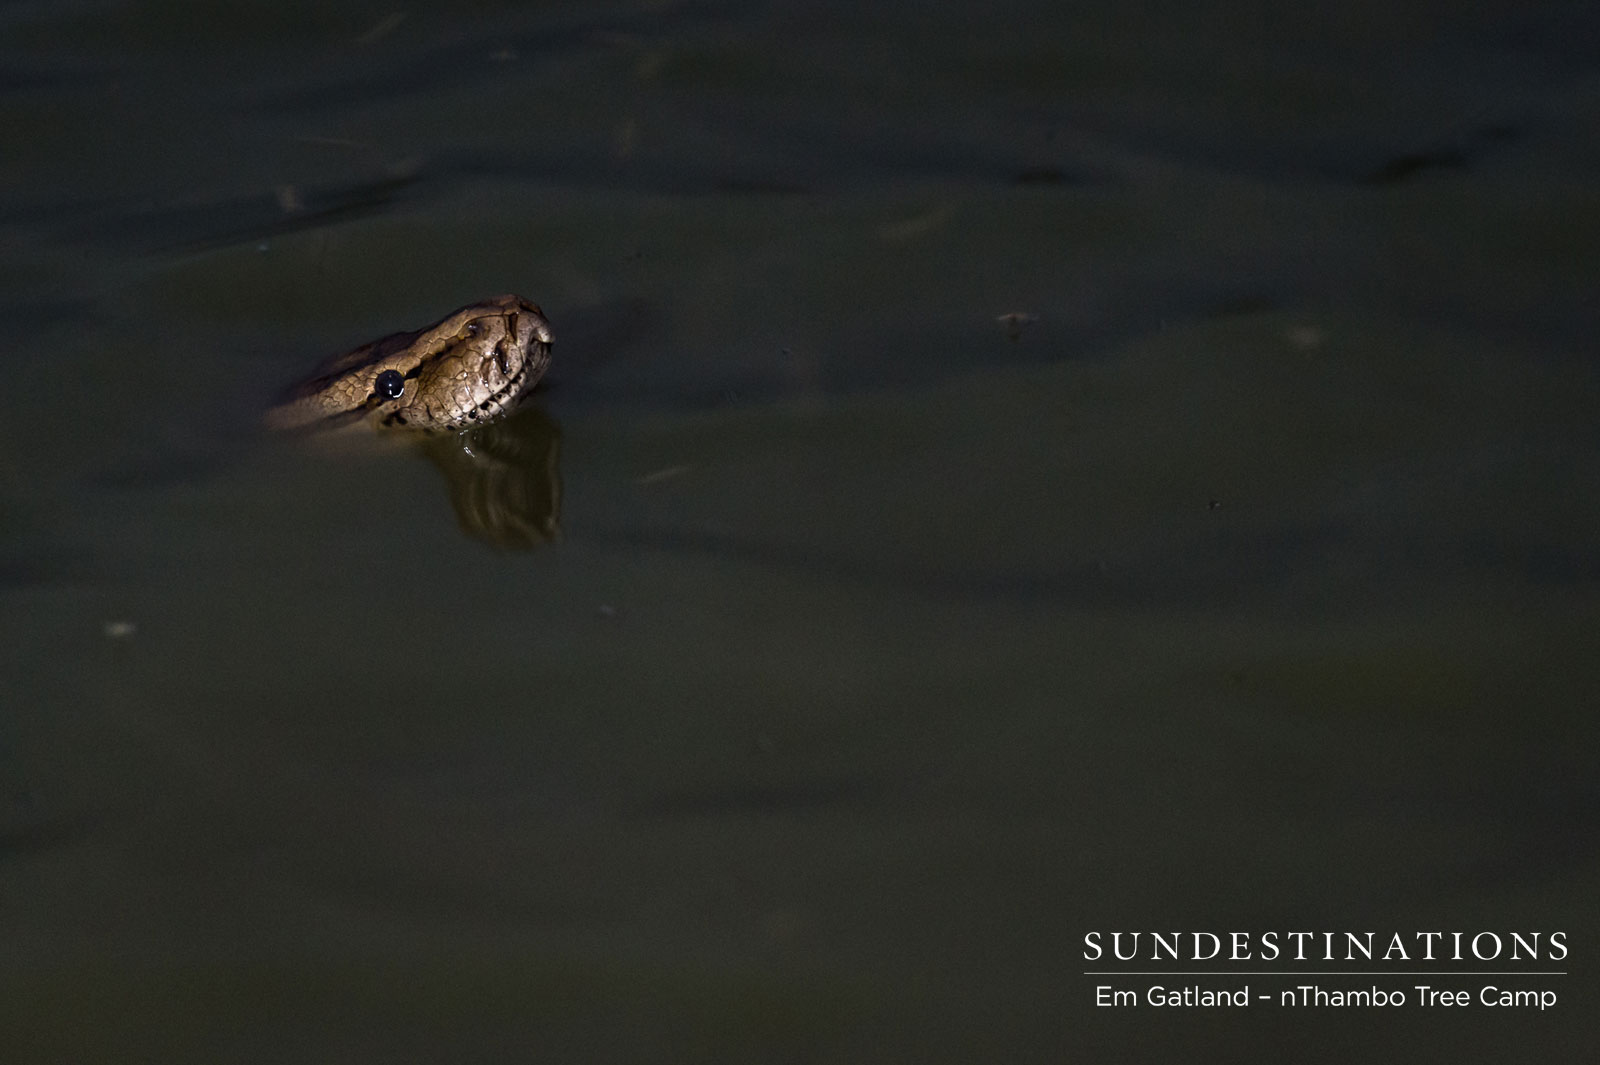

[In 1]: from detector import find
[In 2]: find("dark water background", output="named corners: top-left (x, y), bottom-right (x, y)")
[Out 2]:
top-left (2, 1), bottom-right (1598, 1061)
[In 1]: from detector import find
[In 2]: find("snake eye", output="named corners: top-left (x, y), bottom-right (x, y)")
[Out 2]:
top-left (465, 322), bottom-right (482, 337)
top-left (374, 369), bottom-right (405, 400)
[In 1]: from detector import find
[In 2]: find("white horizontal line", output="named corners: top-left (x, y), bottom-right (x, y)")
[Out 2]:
top-left (1088, 965), bottom-right (1561, 972)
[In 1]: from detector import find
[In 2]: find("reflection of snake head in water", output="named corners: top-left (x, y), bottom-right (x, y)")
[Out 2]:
top-left (264, 295), bottom-right (553, 433)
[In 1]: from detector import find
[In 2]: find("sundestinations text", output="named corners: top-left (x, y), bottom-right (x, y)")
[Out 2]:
top-left (1083, 931), bottom-right (1566, 962)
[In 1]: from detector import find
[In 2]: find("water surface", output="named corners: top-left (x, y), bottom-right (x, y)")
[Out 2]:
top-left (2, 2), bottom-right (1597, 1061)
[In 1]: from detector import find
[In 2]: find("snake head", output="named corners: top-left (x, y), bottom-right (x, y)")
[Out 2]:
top-left (265, 295), bottom-right (554, 433)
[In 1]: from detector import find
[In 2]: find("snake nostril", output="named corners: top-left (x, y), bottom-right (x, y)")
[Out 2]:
top-left (495, 343), bottom-right (511, 377)
top-left (374, 369), bottom-right (405, 400)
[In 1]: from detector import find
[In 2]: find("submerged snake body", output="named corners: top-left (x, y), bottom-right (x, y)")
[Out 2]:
top-left (264, 295), bottom-right (553, 433)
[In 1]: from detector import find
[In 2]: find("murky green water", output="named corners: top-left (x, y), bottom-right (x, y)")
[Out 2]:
top-left (3, 2), bottom-right (1597, 1061)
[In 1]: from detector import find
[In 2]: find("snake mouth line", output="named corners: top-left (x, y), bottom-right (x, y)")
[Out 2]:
top-left (476, 351), bottom-right (534, 417)
top-left (383, 340), bottom-right (544, 430)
